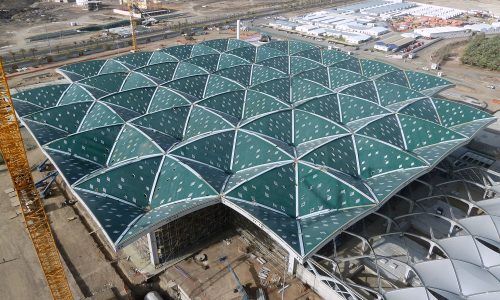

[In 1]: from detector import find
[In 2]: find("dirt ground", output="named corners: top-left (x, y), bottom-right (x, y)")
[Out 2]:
top-left (436, 42), bottom-right (500, 112)
top-left (0, 133), bottom-right (53, 300)
top-left (5, 29), bottom-right (242, 89)
top-left (167, 0), bottom-right (288, 16)
top-left (0, 129), bottom-right (80, 300)
top-left (413, 0), bottom-right (500, 15)
top-left (354, 38), bottom-right (500, 113)
top-left (160, 231), bottom-right (319, 300)
top-left (0, 0), bottom-right (285, 52)
top-left (0, 1), bottom-right (126, 50)
top-left (0, 127), bottom-right (137, 299)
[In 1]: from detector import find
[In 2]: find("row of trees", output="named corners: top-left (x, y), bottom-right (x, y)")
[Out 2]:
top-left (8, 48), bottom-right (37, 61)
top-left (461, 34), bottom-right (500, 71)
top-left (7, 37), bottom-right (111, 63)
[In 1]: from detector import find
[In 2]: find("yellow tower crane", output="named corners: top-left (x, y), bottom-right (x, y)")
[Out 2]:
top-left (0, 58), bottom-right (73, 300)
top-left (127, 0), bottom-right (139, 52)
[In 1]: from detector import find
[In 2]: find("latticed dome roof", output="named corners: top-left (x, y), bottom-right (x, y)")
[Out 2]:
top-left (12, 39), bottom-right (495, 260)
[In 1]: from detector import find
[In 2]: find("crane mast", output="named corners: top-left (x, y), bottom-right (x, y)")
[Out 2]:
top-left (0, 58), bottom-right (73, 300)
top-left (127, 0), bottom-right (138, 52)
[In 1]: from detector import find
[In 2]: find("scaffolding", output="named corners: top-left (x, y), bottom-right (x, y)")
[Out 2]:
top-left (149, 203), bottom-right (290, 269)
top-left (232, 212), bottom-right (288, 269)
top-left (154, 204), bottom-right (231, 264)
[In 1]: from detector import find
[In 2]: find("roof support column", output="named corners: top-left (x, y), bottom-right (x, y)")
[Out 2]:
top-left (426, 245), bottom-right (433, 260)
top-left (148, 232), bottom-right (160, 266)
top-left (385, 221), bottom-right (392, 234)
top-left (287, 254), bottom-right (297, 275)
top-left (467, 203), bottom-right (473, 217)
top-left (404, 266), bottom-right (413, 283)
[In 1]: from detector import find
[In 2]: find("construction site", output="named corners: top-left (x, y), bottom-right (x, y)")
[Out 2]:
top-left (1, 1), bottom-right (500, 300)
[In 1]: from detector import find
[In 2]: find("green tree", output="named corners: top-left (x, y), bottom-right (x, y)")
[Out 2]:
top-left (8, 50), bottom-right (16, 62)
top-left (461, 35), bottom-right (500, 71)
top-left (30, 48), bottom-right (37, 58)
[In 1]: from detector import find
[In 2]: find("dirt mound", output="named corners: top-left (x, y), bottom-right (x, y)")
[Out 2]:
top-left (0, 1), bottom-right (62, 23)
top-left (0, 0), bottom-right (36, 10)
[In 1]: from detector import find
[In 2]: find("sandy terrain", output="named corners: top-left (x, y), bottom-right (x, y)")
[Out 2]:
top-left (0, 1), bottom-right (126, 50)
top-left (0, 127), bottom-right (157, 299)
top-left (0, 130), bottom-right (80, 300)
top-left (414, 0), bottom-right (500, 15)
top-left (359, 41), bottom-right (500, 112)
top-left (0, 0), bottom-right (282, 49)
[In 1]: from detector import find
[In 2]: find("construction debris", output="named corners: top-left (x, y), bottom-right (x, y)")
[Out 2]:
top-left (256, 257), bottom-right (267, 265)
top-left (194, 253), bottom-right (207, 262)
top-left (278, 284), bottom-right (290, 294)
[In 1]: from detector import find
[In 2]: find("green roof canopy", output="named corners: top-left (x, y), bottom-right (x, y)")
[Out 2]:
top-left (13, 39), bottom-right (495, 261)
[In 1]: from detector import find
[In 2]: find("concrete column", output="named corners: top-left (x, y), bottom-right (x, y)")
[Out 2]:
top-left (409, 201), bottom-right (415, 213)
top-left (467, 204), bottom-right (473, 217)
top-left (426, 245), bottom-right (433, 259)
top-left (236, 20), bottom-right (241, 40)
top-left (287, 254), bottom-right (297, 275)
top-left (404, 266), bottom-right (413, 282)
top-left (147, 232), bottom-right (160, 266)
top-left (361, 239), bottom-right (367, 252)
top-left (448, 224), bottom-right (455, 237)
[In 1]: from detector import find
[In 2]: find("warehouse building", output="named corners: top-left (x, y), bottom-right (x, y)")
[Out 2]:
top-left (374, 35), bottom-right (416, 51)
top-left (414, 26), bottom-right (473, 38)
top-left (268, 20), bottom-right (300, 31)
top-left (362, 2), bottom-right (416, 17)
top-left (336, 0), bottom-right (392, 14)
top-left (401, 4), bottom-right (465, 19)
top-left (295, 24), bottom-right (318, 33)
top-left (336, 22), bottom-right (389, 36)
top-left (465, 22), bottom-right (500, 34)
top-left (341, 32), bottom-right (372, 44)
top-left (11, 39), bottom-right (498, 300)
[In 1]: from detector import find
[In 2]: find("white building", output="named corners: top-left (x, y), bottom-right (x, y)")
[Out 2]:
top-left (295, 24), bottom-right (318, 33)
top-left (336, 22), bottom-right (389, 36)
top-left (269, 20), bottom-right (300, 31)
top-left (363, 26), bottom-right (390, 36)
top-left (323, 29), bottom-right (344, 38)
top-left (119, 0), bottom-right (148, 9)
top-left (76, 0), bottom-right (102, 10)
top-left (336, 0), bottom-right (391, 14)
top-left (308, 28), bottom-right (328, 36)
top-left (343, 33), bottom-right (372, 44)
top-left (464, 23), bottom-right (500, 35)
top-left (414, 26), bottom-right (472, 38)
top-left (401, 4), bottom-right (464, 20)
top-left (362, 2), bottom-right (417, 18)
top-left (321, 29), bottom-right (371, 44)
